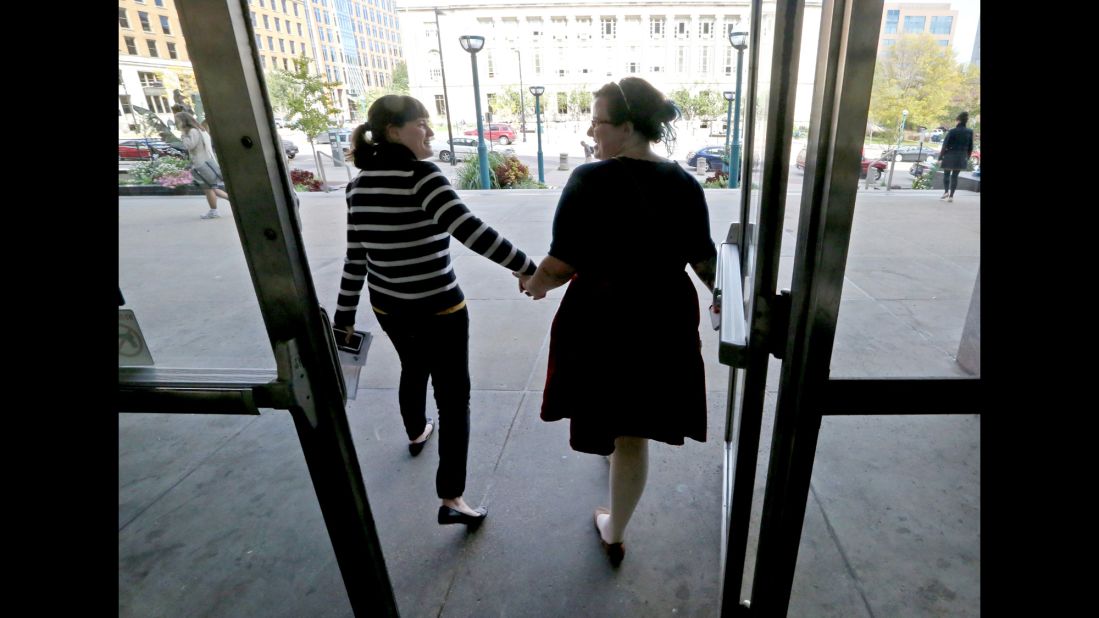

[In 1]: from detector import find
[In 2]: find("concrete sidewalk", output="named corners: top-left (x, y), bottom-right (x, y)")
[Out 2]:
top-left (119, 187), bottom-right (979, 616)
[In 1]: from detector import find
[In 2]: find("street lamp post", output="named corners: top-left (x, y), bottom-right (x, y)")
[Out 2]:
top-left (530, 86), bottom-right (545, 183)
top-left (515, 50), bottom-right (526, 143)
top-left (459, 35), bottom-right (491, 189)
top-left (728, 29), bottom-right (748, 189)
top-left (723, 91), bottom-right (734, 178)
top-left (886, 108), bottom-right (908, 192)
top-left (434, 9), bottom-right (457, 166)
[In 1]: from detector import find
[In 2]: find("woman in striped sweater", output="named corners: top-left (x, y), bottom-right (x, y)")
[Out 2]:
top-left (334, 95), bottom-right (536, 528)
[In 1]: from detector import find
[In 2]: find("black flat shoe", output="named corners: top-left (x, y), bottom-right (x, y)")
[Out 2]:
top-left (437, 505), bottom-right (488, 528)
top-left (594, 507), bottom-right (625, 567)
top-left (408, 419), bottom-right (434, 457)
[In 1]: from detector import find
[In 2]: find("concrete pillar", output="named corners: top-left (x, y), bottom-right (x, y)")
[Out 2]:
top-left (558, 153), bottom-right (569, 170)
top-left (955, 268), bottom-right (980, 375)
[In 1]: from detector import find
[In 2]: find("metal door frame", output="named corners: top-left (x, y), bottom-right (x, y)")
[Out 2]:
top-left (717, 1), bottom-right (982, 615)
top-left (117, 1), bottom-right (398, 615)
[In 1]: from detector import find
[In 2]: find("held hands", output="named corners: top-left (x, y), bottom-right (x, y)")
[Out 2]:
top-left (513, 272), bottom-right (545, 300)
top-left (336, 325), bottom-right (355, 344)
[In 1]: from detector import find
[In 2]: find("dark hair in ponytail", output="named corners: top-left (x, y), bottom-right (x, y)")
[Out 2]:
top-left (350, 94), bottom-right (431, 167)
top-left (594, 77), bottom-right (680, 154)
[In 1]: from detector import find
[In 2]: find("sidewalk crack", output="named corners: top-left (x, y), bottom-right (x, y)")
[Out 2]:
top-left (810, 482), bottom-right (876, 618)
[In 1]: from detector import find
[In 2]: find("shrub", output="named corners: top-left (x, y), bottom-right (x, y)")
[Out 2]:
top-left (456, 151), bottom-right (539, 189)
top-left (156, 170), bottom-right (194, 188)
top-left (912, 161), bottom-right (940, 190)
top-left (290, 168), bottom-right (324, 191)
top-left (703, 171), bottom-right (729, 188)
top-left (129, 157), bottom-right (190, 185)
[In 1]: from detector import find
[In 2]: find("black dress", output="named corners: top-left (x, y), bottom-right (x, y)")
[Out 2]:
top-left (939, 125), bottom-right (974, 171)
top-left (540, 157), bottom-right (717, 456)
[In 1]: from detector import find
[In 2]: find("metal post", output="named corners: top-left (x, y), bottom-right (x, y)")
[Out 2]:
top-left (516, 50), bottom-right (526, 143)
top-left (724, 97), bottom-right (733, 180)
top-left (435, 9), bottom-right (457, 166)
top-left (886, 108), bottom-right (907, 192)
top-left (469, 53), bottom-right (491, 189)
top-left (534, 94), bottom-right (544, 183)
top-left (729, 47), bottom-right (745, 189)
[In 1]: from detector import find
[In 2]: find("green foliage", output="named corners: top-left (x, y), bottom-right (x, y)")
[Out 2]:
top-left (670, 89), bottom-right (694, 120)
top-left (912, 160), bottom-right (940, 190)
top-left (456, 151), bottom-right (540, 189)
top-left (568, 88), bottom-right (593, 118)
top-left (265, 70), bottom-right (294, 114)
top-left (357, 87), bottom-right (388, 119)
top-left (693, 90), bottom-right (724, 121)
top-left (273, 55), bottom-right (342, 143)
top-left (950, 63), bottom-right (980, 133)
top-left (870, 34), bottom-right (960, 133)
top-left (128, 157), bottom-right (190, 185)
top-left (703, 171), bottom-right (730, 188)
top-left (391, 61), bottom-right (409, 94)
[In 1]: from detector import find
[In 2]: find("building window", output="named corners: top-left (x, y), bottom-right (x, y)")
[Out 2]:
top-left (930, 16), bottom-right (953, 35)
top-left (275, 18), bottom-right (281, 32)
top-left (627, 61), bottom-right (638, 74)
top-left (282, 0), bottom-right (287, 13)
top-left (699, 19), bottom-right (714, 39)
top-left (268, 36), bottom-right (274, 49)
top-left (119, 95), bottom-right (133, 114)
top-left (552, 16), bottom-right (567, 41)
top-left (145, 94), bottom-right (169, 114)
top-left (255, 34), bottom-right (262, 49)
top-left (146, 40), bottom-right (159, 56)
top-left (124, 36), bottom-right (138, 55)
top-left (557, 92), bottom-right (567, 114)
top-left (577, 17), bottom-right (591, 41)
top-left (700, 47), bottom-right (711, 73)
top-left (534, 52), bottom-right (541, 75)
top-left (675, 19), bottom-right (689, 39)
top-left (263, 14), bottom-right (270, 29)
top-left (261, 55), bottom-right (267, 68)
top-left (119, 8), bottom-right (130, 29)
top-left (487, 52), bottom-right (494, 78)
top-left (650, 16), bottom-right (664, 39)
top-left (884, 9), bottom-right (899, 34)
top-left (429, 67), bottom-right (441, 80)
top-left (167, 42), bottom-right (178, 59)
top-left (283, 57), bottom-right (289, 70)
top-left (294, 4), bottom-right (299, 17)
top-left (651, 65), bottom-right (662, 73)
top-left (937, 39), bottom-right (949, 47)
top-left (725, 47), bottom-right (733, 76)
top-left (601, 17), bottom-right (616, 39)
top-left (676, 46), bottom-right (687, 72)
top-left (882, 39), bottom-right (895, 47)
top-left (297, 23), bottom-right (303, 36)
top-left (160, 15), bottom-right (171, 34)
top-left (155, 0), bottom-right (164, 6)
top-left (138, 11), bottom-right (152, 32)
top-left (903, 16), bottom-right (925, 34)
top-left (290, 40), bottom-right (296, 54)
top-left (138, 71), bottom-right (162, 87)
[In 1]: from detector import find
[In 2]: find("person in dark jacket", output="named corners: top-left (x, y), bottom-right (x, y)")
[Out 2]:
top-left (938, 111), bottom-right (974, 203)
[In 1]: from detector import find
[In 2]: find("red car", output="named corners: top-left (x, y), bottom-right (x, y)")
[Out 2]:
top-left (796, 147), bottom-right (886, 180)
top-left (463, 123), bottom-right (516, 145)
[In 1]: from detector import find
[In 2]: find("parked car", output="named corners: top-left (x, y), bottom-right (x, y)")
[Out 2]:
top-left (795, 147), bottom-right (887, 180)
top-left (279, 136), bottom-right (299, 159)
top-left (463, 123), bottom-right (516, 145)
top-left (687, 146), bottom-right (727, 171)
top-left (274, 116), bottom-right (286, 128)
top-left (879, 145), bottom-right (939, 162)
top-left (315, 128), bottom-right (352, 145)
top-left (438, 137), bottom-right (478, 162)
top-left (119, 138), bottom-right (187, 160)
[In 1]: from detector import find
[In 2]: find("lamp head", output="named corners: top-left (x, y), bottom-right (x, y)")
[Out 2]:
top-left (459, 35), bottom-right (485, 53)
top-left (723, 91), bottom-right (735, 101)
top-left (530, 85), bottom-right (545, 97)
top-left (729, 30), bottom-right (748, 50)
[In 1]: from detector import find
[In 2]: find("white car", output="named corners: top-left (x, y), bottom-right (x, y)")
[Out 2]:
top-left (437, 137), bottom-right (514, 162)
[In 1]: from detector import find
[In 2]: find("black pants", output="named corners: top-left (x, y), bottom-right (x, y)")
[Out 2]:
top-left (944, 169), bottom-right (962, 196)
top-left (376, 307), bottom-right (471, 499)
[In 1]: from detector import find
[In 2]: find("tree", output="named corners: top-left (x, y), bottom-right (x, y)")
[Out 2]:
top-left (670, 88), bottom-right (695, 120)
top-left (869, 34), bottom-right (960, 134)
top-left (494, 86), bottom-right (521, 120)
top-left (265, 70), bottom-right (295, 114)
top-left (272, 55), bottom-right (342, 183)
top-left (693, 90), bottom-right (724, 123)
top-left (950, 63), bottom-right (980, 134)
top-left (568, 88), bottom-right (593, 120)
top-left (391, 61), bottom-right (409, 94)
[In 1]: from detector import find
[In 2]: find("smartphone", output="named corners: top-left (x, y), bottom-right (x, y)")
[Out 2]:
top-left (334, 328), bottom-right (366, 354)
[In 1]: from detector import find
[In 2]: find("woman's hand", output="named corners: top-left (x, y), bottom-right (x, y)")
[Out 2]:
top-left (336, 325), bottom-right (355, 344)
top-left (514, 272), bottom-right (532, 296)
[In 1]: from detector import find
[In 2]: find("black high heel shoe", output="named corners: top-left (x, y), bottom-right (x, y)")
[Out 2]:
top-left (437, 505), bottom-right (488, 528)
top-left (408, 419), bottom-right (434, 457)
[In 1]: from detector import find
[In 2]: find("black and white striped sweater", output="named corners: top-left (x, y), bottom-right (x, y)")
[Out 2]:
top-left (334, 144), bottom-right (536, 326)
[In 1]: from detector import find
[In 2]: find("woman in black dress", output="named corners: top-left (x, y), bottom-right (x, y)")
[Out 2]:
top-left (523, 77), bottom-right (717, 566)
top-left (938, 111), bottom-right (974, 203)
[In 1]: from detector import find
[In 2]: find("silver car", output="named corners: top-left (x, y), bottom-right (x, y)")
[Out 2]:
top-left (437, 137), bottom-right (514, 162)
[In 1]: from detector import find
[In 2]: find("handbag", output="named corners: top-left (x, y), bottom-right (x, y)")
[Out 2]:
top-left (191, 160), bottom-right (224, 187)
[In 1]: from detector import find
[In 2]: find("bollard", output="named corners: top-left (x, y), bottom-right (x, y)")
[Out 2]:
top-left (558, 153), bottom-right (569, 171)
top-left (696, 161), bottom-right (706, 176)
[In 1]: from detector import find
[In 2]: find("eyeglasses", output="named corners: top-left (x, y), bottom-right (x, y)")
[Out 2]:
top-left (590, 118), bottom-right (614, 128)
